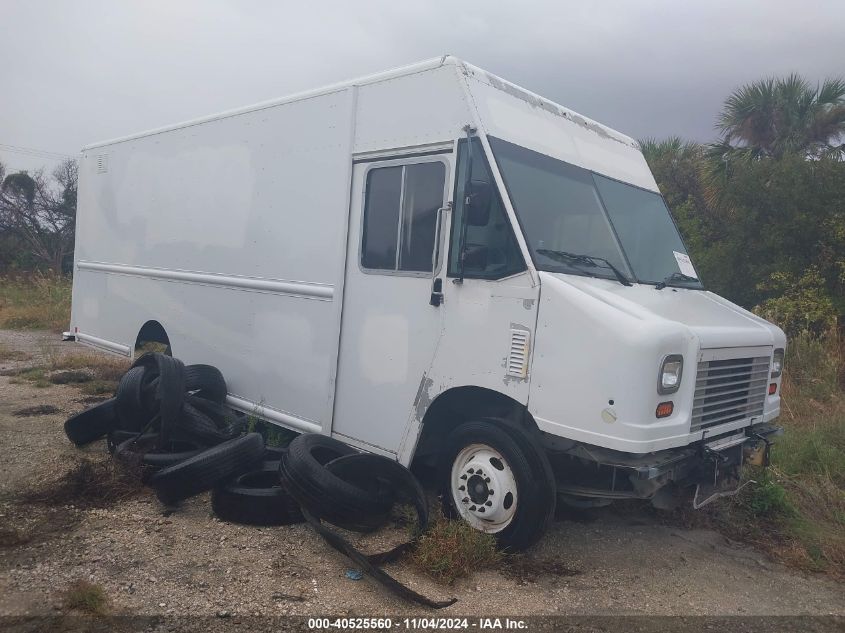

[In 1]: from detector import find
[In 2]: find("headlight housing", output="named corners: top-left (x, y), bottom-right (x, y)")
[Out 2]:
top-left (771, 348), bottom-right (784, 378)
top-left (658, 354), bottom-right (683, 394)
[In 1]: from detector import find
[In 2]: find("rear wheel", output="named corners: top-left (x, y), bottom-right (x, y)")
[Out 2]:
top-left (439, 419), bottom-right (555, 550)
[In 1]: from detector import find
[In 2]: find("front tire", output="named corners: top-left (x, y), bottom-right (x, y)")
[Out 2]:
top-left (439, 419), bottom-right (556, 550)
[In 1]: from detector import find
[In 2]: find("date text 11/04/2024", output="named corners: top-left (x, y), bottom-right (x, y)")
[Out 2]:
top-left (307, 618), bottom-right (528, 630)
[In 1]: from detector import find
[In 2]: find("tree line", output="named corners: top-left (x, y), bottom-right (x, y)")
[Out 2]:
top-left (642, 74), bottom-right (844, 335)
top-left (1, 73), bottom-right (843, 335)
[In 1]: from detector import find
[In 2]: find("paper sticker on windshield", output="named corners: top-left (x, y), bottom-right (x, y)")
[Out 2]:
top-left (673, 251), bottom-right (698, 278)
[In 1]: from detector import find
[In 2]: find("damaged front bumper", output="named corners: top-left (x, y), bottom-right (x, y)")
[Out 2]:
top-left (546, 423), bottom-right (783, 508)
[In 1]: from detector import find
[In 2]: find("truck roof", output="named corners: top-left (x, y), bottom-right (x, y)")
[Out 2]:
top-left (82, 55), bottom-right (637, 152)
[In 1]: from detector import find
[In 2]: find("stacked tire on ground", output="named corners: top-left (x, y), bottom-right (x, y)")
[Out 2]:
top-left (63, 352), bottom-right (454, 608)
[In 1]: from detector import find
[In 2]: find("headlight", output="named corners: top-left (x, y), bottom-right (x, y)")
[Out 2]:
top-left (771, 348), bottom-right (784, 378)
top-left (658, 354), bottom-right (683, 394)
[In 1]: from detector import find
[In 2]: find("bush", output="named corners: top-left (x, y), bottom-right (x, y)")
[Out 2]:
top-left (410, 516), bottom-right (501, 584)
top-left (754, 267), bottom-right (838, 338)
top-left (62, 580), bottom-right (109, 615)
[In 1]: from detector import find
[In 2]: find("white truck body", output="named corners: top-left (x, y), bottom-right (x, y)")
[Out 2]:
top-left (71, 56), bottom-right (785, 480)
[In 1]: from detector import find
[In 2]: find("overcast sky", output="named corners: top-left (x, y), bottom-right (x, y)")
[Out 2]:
top-left (1, 0), bottom-right (843, 173)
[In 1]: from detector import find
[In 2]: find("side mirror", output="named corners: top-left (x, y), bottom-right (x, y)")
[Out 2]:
top-left (466, 180), bottom-right (493, 226)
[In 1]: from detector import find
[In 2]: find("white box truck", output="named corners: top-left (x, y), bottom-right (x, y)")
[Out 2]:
top-left (70, 56), bottom-right (785, 548)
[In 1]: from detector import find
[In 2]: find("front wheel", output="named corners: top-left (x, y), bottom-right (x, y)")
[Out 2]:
top-left (439, 419), bottom-right (556, 550)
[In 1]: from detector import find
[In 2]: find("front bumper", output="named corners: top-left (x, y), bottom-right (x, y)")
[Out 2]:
top-left (547, 422), bottom-right (783, 504)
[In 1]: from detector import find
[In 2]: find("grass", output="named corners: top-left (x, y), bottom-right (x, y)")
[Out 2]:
top-left (62, 579), bottom-right (109, 616)
top-left (9, 349), bottom-right (130, 395)
top-left (0, 341), bottom-right (30, 361)
top-left (410, 515), bottom-right (502, 584)
top-left (0, 273), bottom-right (71, 331)
top-left (670, 328), bottom-right (845, 576)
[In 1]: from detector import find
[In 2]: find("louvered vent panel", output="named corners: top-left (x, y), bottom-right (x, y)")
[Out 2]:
top-left (506, 329), bottom-right (530, 378)
top-left (96, 154), bottom-right (108, 174)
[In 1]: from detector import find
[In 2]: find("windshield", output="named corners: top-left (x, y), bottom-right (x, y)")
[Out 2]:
top-left (490, 137), bottom-right (703, 288)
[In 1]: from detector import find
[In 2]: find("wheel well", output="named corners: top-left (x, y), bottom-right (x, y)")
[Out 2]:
top-left (134, 320), bottom-right (171, 356)
top-left (411, 386), bottom-right (539, 465)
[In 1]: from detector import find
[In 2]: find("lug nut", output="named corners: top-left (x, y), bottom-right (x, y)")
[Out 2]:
top-left (489, 490), bottom-right (494, 495)
top-left (478, 507), bottom-right (486, 513)
top-left (468, 468), bottom-right (474, 474)
top-left (462, 497), bottom-right (469, 503)
top-left (485, 501), bottom-right (492, 506)
top-left (460, 474), bottom-right (467, 480)
top-left (484, 477), bottom-right (491, 483)
top-left (469, 505), bottom-right (477, 511)
top-left (458, 485), bottom-right (465, 491)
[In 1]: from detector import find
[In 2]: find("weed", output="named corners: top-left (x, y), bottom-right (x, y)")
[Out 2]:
top-left (24, 457), bottom-right (145, 509)
top-left (0, 342), bottom-right (30, 361)
top-left (0, 273), bottom-right (71, 332)
top-left (741, 469), bottom-right (794, 518)
top-left (246, 415), bottom-right (298, 448)
top-left (62, 580), bottom-right (109, 615)
top-left (410, 515), bottom-right (501, 584)
top-left (781, 330), bottom-right (841, 403)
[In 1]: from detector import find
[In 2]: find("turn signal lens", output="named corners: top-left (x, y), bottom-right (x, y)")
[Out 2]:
top-left (656, 401), bottom-right (674, 418)
top-left (769, 383), bottom-right (777, 395)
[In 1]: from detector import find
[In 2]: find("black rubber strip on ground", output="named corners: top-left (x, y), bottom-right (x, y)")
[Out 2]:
top-left (301, 507), bottom-right (456, 609)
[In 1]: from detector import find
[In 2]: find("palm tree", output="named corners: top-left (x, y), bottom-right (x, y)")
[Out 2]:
top-left (713, 74), bottom-right (845, 160)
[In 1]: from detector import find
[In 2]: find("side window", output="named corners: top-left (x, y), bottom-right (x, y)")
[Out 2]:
top-left (448, 138), bottom-right (525, 279)
top-left (361, 161), bottom-right (446, 273)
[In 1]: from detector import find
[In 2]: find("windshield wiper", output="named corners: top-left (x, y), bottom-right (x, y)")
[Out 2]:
top-left (655, 271), bottom-right (699, 290)
top-left (536, 249), bottom-right (632, 287)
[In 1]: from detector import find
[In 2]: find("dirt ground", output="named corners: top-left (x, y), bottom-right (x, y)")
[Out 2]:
top-left (1, 329), bottom-right (843, 619)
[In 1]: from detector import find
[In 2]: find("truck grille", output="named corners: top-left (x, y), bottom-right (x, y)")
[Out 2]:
top-left (691, 355), bottom-right (770, 433)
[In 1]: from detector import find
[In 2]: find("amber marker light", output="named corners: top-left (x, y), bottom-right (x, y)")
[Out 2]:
top-left (656, 401), bottom-right (674, 418)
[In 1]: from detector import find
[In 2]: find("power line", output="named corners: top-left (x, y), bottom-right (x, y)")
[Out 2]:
top-left (0, 143), bottom-right (76, 161)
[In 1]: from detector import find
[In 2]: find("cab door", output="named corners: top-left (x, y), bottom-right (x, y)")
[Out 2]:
top-left (332, 154), bottom-right (452, 454)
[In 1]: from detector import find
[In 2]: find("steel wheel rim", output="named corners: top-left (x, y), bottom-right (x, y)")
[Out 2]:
top-left (450, 443), bottom-right (518, 533)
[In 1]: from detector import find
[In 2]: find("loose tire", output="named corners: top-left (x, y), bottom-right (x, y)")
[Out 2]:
top-left (150, 432), bottom-right (264, 504)
top-left (185, 364), bottom-right (227, 403)
top-left (211, 461), bottom-right (302, 526)
top-left (278, 434), bottom-right (392, 532)
top-left (439, 419), bottom-right (556, 550)
top-left (64, 398), bottom-right (118, 446)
